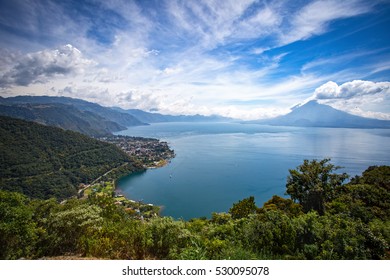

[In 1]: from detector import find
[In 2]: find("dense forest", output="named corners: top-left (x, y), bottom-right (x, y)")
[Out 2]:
top-left (1, 159), bottom-right (389, 260)
top-left (0, 116), bottom-right (143, 200)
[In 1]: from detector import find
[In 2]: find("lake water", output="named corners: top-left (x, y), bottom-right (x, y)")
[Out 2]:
top-left (116, 122), bottom-right (390, 220)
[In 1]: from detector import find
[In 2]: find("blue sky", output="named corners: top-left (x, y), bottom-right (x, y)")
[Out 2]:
top-left (0, 0), bottom-right (389, 119)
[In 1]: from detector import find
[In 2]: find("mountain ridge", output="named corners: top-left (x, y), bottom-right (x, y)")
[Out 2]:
top-left (113, 107), bottom-right (235, 123)
top-left (0, 96), bottom-right (148, 136)
top-left (0, 95), bottom-right (234, 130)
top-left (0, 103), bottom-right (126, 136)
top-left (0, 95), bottom-right (146, 128)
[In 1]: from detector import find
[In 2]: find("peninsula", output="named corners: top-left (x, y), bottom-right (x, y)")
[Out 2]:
top-left (99, 135), bottom-right (175, 168)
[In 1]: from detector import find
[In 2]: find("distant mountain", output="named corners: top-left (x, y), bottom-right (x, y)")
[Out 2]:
top-left (252, 100), bottom-right (390, 128)
top-left (0, 116), bottom-right (142, 200)
top-left (113, 107), bottom-right (234, 123)
top-left (0, 103), bottom-right (125, 136)
top-left (0, 96), bottom-right (146, 128)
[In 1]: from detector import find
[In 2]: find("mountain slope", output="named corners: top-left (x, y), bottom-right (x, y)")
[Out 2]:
top-left (0, 103), bottom-right (125, 136)
top-left (114, 107), bottom-right (234, 123)
top-left (0, 116), bottom-right (143, 200)
top-left (254, 101), bottom-right (390, 128)
top-left (0, 96), bottom-right (146, 127)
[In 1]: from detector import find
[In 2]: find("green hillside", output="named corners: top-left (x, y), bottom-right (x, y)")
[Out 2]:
top-left (0, 103), bottom-right (126, 136)
top-left (0, 116), bottom-right (143, 200)
top-left (0, 96), bottom-right (147, 133)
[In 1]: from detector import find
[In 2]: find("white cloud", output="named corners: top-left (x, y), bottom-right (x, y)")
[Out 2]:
top-left (311, 80), bottom-right (390, 119)
top-left (370, 60), bottom-right (390, 75)
top-left (314, 81), bottom-right (342, 99)
top-left (301, 49), bottom-right (384, 73)
top-left (0, 0), bottom-right (387, 121)
top-left (233, 5), bottom-right (282, 40)
top-left (166, 0), bottom-right (256, 48)
top-left (314, 80), bottom-right (390, 99)
top-left (0, 44), bottom-right (95, 87)
top-left (280, 0), bottom-right (371, 44)
top-left (116, 89), bottom-right (166, 111)
top-left (164, 0), bottom-right (285, 50)
top-left (53, 85), bottom-right (116, 106)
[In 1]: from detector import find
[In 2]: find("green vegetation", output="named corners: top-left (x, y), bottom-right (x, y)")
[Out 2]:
top-left (0, 116), bottom-right (143, 200)
top-left (0, 103), bottom-right (126, 137)
top-left (1, 160), bottom-right (389, 260)
top-left (0, 96), bottom-right (147, 136)
top-left (286, 158), bottom-right (349, 214)
top-left (84, 181), bottom-right (161, 219)
top-left (229, 196), bottom-right (257, 219)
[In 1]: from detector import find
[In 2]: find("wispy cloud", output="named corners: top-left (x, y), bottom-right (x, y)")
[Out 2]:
top-left (301, 49), bottom-right (383, 73)
top-left (0, 0), bottom-right (388, 120)
top-left (279, 0), bottom-right (372, 44)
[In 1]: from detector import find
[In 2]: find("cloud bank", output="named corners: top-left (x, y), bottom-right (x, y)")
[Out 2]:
top-left (312, 80), bottom-right (390, 119)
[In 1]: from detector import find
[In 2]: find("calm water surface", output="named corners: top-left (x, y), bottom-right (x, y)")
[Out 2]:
top-left (117, 122), bottom-right (390, 220)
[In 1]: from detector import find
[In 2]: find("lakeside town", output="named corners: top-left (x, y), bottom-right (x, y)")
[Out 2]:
top-left (99, 135), bottom-right (175, 169)
top-left (77, 135), bottom-right (175, 219)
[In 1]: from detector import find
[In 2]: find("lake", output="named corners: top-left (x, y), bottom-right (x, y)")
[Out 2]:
top-left (116, 122), bottom-right (390, 220)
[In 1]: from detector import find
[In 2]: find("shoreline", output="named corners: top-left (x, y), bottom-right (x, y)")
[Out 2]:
top-left (145, 157), bottom-right (174, 169)
top-left (113, 147), bottom-right (175, 218)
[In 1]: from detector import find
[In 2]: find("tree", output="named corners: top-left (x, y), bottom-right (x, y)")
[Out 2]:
top-left (262, 195), bottom-right (303, 217)
top-left (147, 217), bottom-right (191, 259)
top-left (350, 165), bottom-right (390, 191)
top-left (45, 204), bottom-right (103, 255)
top-left (229, 196), bottom-right (257, 219)
top-left (0, 191), bottom-right (38, 259)
top-left (286, 158), bottom-right (348, 215)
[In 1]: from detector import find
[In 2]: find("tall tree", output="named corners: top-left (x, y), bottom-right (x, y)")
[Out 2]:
top-left (286, 158), bottom-right (348, 215)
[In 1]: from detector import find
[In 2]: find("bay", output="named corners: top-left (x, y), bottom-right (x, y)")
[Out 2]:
top-left (116, 122), bottom-right (390, 220)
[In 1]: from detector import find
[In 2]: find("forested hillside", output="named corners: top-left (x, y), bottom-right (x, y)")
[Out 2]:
top-left (0, 103), bottom-right (126, 136)
top-left (0, 116), bottom-right (143, 200)
top-left (0, 96), bottom-right (146, 132)
top-left (1, 159), bottom-right (389, 260)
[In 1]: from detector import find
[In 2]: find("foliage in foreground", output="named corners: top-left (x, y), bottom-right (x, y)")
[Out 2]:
top-left (0, 161), bottom-right (389, 260)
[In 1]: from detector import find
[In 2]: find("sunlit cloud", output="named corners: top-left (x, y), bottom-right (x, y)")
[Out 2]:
top-left (310, 80), bottom-right (390, 120)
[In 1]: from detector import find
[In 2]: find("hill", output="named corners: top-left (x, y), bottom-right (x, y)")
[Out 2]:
top-left (0, 103), bottom-right (125, 136)
top-left (0, 116), bottom-right (143, 200)
top-left (0, 96), bottom-right (233, 129)
top-left (0, 96), bottom-right (146, 132)
top-left (253, 100), bottom-right (390, 128)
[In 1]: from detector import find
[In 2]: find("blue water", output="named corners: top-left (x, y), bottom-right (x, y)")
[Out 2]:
top-left (117, 122), bottom-right (390, 220)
